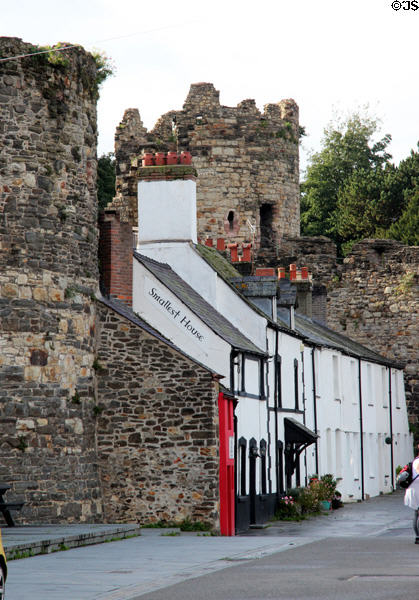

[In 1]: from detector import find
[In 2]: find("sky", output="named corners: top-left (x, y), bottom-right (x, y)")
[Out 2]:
top-left (2, 0), bottom-right (418, 173)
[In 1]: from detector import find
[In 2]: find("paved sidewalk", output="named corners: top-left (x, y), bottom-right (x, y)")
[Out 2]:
top-left (2, 524), bottom-right (141, 558)
top-left (4, 491), bottom-right (414, 600)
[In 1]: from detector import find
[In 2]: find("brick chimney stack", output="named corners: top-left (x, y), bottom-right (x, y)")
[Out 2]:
top-left (98, 210), bottom-right (133, 306)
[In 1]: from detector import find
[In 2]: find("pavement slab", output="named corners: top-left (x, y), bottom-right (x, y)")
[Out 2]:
top-left (4, 491), bottom-right (416, 600)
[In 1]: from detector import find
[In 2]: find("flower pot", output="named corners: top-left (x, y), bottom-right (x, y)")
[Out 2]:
top-left (320, 500), bottom-right (331, 511)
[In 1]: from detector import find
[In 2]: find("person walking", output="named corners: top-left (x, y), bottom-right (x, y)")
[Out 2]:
top-left (404, 446), bottom-right (419, 544)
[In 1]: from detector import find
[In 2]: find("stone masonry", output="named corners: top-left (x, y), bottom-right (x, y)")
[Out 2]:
top-left (0, 40), bottom-right (224, 528)
top-left (111, 83), bottom-right (300, 256)
top-left (0, 38), bottom-right (102, 522)
top-left (95, 300), bottom-right (221, 528)
top-left (326, 240), bottom-right (419, 429)
top-left (275, 237), bottom-right (419, 435)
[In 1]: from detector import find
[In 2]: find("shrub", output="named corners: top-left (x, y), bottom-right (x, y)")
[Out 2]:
top-left (308, 473), bottom-right (337, 502)
top-left (275, 495), bottom-right (302, 521)
top-left (298, 486), bottom-right (321, 514)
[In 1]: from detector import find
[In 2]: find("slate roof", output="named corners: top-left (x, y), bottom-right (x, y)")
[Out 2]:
top-left (193, 243), bottom-right (303, 339)
top-left (194, 244), bottom-right (241, 280)
top-left (293, 312), bottom-right (403, 369)
top-left (134, 252), bottom-right (266, 356)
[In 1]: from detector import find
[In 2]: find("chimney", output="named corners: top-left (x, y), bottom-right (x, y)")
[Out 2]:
top-left (230, 269), bottom-right (277, 319)
top-left (98, 210), bottom-right (133, 306)
top-left (137, 152), bottom-right (198, 246)
top-left (289, 264), bottom-right (312, 318)
top-left (277, 278), bottom-right (297, 329)
top-left (312, 283), bottom-right (327, 325)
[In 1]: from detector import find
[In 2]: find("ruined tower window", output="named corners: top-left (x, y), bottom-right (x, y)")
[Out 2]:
top-left (224, 210), bottom-right (239, 236)
top-left (227, 211), bottom-right (235, 231)
top-left (260, 204), bottom-right (273, 248)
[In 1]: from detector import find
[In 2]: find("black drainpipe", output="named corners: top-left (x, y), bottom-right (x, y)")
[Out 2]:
top-left (274, 330), bottom-right (279, 502)
top-left (388, 367), bottom-right (394, 490)
top-left (230, 349), bottom-right (237, 394)
top-left (301, 346), bottom-right (308, 487)
top-left (311, 348), bottom-right (319, 475)
top-left (358, 359), bottom-right (365, 501)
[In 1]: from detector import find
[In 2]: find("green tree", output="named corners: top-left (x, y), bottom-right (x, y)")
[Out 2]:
top-left (300, 113), bottom-right (392, 249)
top-left (97, 153), bottom-right (115, 211)
top-left (381, 191), bottom-right (419, 246)
top-left (336, 145), bottom-right (419, 250)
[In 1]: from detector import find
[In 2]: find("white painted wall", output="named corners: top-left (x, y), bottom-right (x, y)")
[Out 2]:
top-left (138, 179), bottom-right (197, 243)
top-left (138, 241), bottom-right (268, 351)
top-left (133, 259), bottom-right (231, 382)
top-left (305, 346), bottom-right (412, 502)
top-left (135, 176), bottom-right (412, 508)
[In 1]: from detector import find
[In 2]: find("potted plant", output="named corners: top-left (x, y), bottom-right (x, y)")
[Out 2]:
top-left (309, 474), bottom-right (337, 510)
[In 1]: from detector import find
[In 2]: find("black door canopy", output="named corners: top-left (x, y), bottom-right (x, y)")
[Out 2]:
top-left (284, 417), bottom-right (317, 446)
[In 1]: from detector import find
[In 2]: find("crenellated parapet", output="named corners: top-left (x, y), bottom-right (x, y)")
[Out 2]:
top-left (112, 82), bottom-right (300, 253)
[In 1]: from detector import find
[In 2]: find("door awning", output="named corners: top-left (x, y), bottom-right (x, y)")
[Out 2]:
top-left (284, 418), bottom-right (317, 445)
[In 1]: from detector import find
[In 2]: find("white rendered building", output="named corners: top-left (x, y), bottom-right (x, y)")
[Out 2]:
top-left (106, 156), bottom-right (412, 531)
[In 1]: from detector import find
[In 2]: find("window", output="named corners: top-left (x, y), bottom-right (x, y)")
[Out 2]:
top-left (382, 367), bottom-right (388, 407)
top-left (350, 360), bottom-right (357, 404)
top-left (227, 211), bottom-right (234, 231)
top-left (277, 440), bottom-right (284, 493)
top-left (367, 364), bottom-right (373, 406)
top-left (238, 437), bottom-right (247, 496)
top-left (260, 439), bottom-right (267, 494)
top-left (395, 371), bottom-right (402, 409)
top-left (242, 355), bottom-right (266, 398)
top-left (260, 204), bottom-right (273, 249)
top-left (333, 355), bottom-right (340, 400)
top-left (335, 430), bottom-right (342, 478)
top-left (276, 356), bottom-right (282, 409)
top-left (294, 359), bottom-right (299, 410)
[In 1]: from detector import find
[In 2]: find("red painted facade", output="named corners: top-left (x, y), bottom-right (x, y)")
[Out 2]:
top-left (218, 391), bottom-right (235, 536)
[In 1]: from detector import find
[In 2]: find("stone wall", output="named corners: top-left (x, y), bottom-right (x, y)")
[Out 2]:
top-left (112, 83), bottom-right (300, 257)
top-left (0, 38), bottom-right (102, 522)
top-left (95, 301), bottom-right (221, 528)
top-left (326, 240), bottom-right (419, 427)
top-left (272, 237), bottom-right (419, 431)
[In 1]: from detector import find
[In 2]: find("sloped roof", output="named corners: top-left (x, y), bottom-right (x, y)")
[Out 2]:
top-left (195, 244), bottom-right (242, 280)
top-left (134, 252), bottom-right (266, 355)
top-left (193, 243), bottom-right (303, 339)
top-left (284, 417), bottom-right (318, 444)
top-left (293, 312), bottom-right (403, 369)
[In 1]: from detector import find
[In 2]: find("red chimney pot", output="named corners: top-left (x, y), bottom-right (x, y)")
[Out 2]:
top-left (216, 238), bottom-right (226, 251)
top-left (180, 151), bottom-right (192, 165)
top-left (142, 153), bottom-right (154, 167)
top-left (241, 243), bottom-right (252, 262)
top-left (227, 243), bottom-right (239, 262)
top-left (166, 151), bottom-right (178, 165)
top-left (155, 152), bottom-right (166, 166)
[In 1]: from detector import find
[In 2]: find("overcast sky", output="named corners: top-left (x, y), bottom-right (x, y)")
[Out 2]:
top-left (2, 0), bottom-right (418, 173)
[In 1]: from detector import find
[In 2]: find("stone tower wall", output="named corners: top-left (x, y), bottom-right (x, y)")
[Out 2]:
top-left (112, 83), bottom-right (300, 257)
top-left (326, 240), bottom-right (419, 430)
top-left (0, 38), bottom-right (102, 523)
top-left (275, 237), bottom-right (419, 435)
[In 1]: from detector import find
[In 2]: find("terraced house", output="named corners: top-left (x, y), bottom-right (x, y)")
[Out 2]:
top-left (100, 153), bottom-right (412, 532)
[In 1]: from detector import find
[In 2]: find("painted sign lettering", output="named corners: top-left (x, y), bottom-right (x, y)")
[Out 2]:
top-left (146, 279), bottom-right (205, 343)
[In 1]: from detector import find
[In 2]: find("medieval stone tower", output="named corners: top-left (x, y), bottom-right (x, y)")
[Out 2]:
top-left (0, 38), bottom-right (102, 522)
top-left (112, 82), bottom-right (300, 262)
top-left (112, 83), bottom-right (418, 438)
